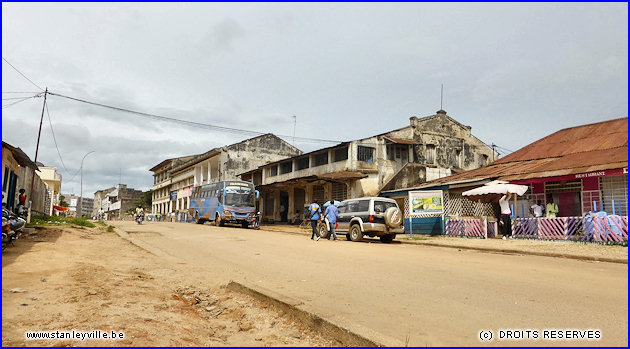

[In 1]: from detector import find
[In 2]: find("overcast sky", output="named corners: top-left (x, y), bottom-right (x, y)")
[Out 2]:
top-left (2, 3), bottom-right (627, 198)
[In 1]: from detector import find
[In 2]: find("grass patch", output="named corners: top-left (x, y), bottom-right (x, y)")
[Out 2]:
top-left (28, 215), bottom-right (95, 228)
top-left (107, 225), bottom-right (115, 232)
top-left (95, 220), bottom-right (107, 227)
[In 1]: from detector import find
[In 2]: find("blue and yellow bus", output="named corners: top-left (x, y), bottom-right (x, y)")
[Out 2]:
top-left (188, 180), bottom-right (259, 228)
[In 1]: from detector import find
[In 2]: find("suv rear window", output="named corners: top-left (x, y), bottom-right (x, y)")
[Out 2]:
top-left (373, 201), bottom-right (397, 214)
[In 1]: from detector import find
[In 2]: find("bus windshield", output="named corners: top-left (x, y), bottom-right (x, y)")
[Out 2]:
top-left (224, 186), bottom-right (255, 207)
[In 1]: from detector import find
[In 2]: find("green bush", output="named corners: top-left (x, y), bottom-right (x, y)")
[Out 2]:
top-left (107, 225), bottom-right (115, 232)
top-left (28, 215), bottom-right (95, 228)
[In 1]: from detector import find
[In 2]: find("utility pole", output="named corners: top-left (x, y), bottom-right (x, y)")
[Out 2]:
top-left (28, 88), bottom-right (47, 220)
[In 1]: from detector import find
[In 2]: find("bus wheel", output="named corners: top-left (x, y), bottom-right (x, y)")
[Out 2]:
top-left (215, 215), bottom-right (223, 227)
top-left (241, 222), bottom-right (248, 229)
top-left (194, 213), bottom-right (203, 224)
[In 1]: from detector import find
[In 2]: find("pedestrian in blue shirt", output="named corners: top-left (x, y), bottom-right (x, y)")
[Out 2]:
top-left (324, 199), bottom-right (339, 241)
top-left (308, 200), bottom-right (321, 241)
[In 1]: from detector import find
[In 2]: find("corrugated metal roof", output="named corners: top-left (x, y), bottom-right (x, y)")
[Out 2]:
top-left (406, 117), bottom-right (628, 190)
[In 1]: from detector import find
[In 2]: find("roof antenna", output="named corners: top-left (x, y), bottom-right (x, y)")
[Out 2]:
top-left (437, 84), bottom-right (446, 115)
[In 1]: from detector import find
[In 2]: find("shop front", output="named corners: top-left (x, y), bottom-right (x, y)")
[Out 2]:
top-left (513, 168), bottom-right (627, 217)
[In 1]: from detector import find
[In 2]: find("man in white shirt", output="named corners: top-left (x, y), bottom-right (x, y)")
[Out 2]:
top-left (499, 193), bottom-right (514, 240)
top-left (530, 200), bottom-right (544, 218)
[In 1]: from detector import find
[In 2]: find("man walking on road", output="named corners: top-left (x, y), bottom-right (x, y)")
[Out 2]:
top-left (323, 199), bottom-right (339, 241)
top-left (308, 200), bottom-right (321, 241)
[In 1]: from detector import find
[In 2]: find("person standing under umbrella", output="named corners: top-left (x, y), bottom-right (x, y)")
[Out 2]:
top-left (499, 193), bottom-right (514, 240)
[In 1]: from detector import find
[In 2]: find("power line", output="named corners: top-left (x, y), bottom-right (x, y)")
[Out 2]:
top-left (2, 57), bottom-right (44, 91)
top-left (47, 91), bottom-right (342, 145)
top-left (2, 96), bottom-right (39, 100)
top-left (2, 93), bottom-right (43, 109)
top-left (45, 100), bottom-right (70, 174)
top-left (2, 91), bottom-right (43, 94)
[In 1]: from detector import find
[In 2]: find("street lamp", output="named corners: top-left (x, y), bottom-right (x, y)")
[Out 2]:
top-left (79, 151), bottom-right (95, 218)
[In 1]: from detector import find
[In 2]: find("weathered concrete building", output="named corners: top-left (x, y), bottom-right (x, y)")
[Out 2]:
top-left (93, 186), bottom-right (115, 217)
top-left (239, 110), bottom-right (498, 223)
top-left (150, 155), bottom-right (196, 217)
top-left (93, 184), bottom-right (144, 220)
top-left (37, 165), bottom-right (62, 216)
top-left (2, 141), bottom-right (52, 220)
top-left (150, 134), bottom-right (302, 217)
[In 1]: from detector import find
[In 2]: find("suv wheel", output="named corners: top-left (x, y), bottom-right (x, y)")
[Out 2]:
top-left (349, 224), bottom-right (363, 242)
top-left (384, 207), bottom-right (403, 228)
top-left (318, 223), bottom-right (328, 239)
top-left (379, 234), bottom-right (395, 243)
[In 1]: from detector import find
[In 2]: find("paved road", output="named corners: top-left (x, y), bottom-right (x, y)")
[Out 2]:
top-left (112, 221), bottom-right (627, 346)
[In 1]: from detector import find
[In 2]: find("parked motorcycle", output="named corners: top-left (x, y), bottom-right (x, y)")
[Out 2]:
top-left (135, 213), bottom-right (144, 225)
top-left (15, 204), bottom-right (28, 220)
top-left (2, 208), bottom-right (26, 250)
top-left (252, 211), bottom-right (261, 230)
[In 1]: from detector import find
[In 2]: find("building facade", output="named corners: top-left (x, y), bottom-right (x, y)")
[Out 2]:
top-left (92, 184), bottom-right (144, 220)
top-left (150, 134), bottom-right (302, 218)
top-left (240, 110), bottom-right (498, 223)
top-left (37, 166), bottom-right (62, 216)
top-left (2, 141), bottom-right (41, 215)
top-left (383, 117), bottom-right (628, 234)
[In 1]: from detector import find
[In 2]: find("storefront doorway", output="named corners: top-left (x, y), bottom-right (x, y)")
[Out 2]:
top-left (558, 192), bottom-right (581, 217)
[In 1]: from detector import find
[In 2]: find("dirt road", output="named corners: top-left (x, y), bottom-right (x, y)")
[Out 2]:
top-left (113, 221), bottom-right (627, 346)
top-left (2, 224), bottom-right (336, 347)
top-left (3, 221), bottom-right (627, 346)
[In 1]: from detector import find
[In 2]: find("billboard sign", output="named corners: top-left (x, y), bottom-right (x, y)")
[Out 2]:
top-left (408, 190), bottom-right (443, 215)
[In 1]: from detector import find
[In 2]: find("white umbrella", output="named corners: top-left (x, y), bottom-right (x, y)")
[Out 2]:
top-left (323, 200), bottom-right (341, 208)
top-left (462, 180), bottom-right (528, 202)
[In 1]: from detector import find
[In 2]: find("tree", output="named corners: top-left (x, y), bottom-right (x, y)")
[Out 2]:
top-left (143, 190), bottom-right (152, 207)
top-left (59, 195), bottom-right (69, 207)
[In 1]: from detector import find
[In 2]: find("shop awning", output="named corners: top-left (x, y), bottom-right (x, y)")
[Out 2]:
top-left (53, 205), bottom-right (70, 211)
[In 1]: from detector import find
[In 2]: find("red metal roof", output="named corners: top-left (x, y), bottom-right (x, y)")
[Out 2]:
top-left (407, 117), bottom-right (628, 189)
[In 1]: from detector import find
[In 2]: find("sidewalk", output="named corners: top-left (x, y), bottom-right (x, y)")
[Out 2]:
top-left (259, 224), bottom-right (628, 264)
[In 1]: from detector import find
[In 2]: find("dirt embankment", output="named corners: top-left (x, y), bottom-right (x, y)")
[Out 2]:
top-left (2, 225), bottom-right (336, 347)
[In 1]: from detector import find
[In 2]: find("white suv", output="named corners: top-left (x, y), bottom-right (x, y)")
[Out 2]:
top-left (321, 197), bottom-right (404, 243)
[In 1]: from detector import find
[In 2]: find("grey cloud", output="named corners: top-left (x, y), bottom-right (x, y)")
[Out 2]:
top-left (199, 18), bottom-right (246, 55)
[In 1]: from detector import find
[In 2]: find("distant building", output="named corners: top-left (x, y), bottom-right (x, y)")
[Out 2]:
top-left (150, 134), bottom-right (302, 217)
top-left (240, 110), bottom-right (497, 223)
top-left (93, 187), bottom-right (115, 217)
top-left (93, 184), bottom-right (144, 220)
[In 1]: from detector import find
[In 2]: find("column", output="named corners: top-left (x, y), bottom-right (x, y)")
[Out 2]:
top-left (288, 187), bottom-right (295, 222)
top-left (208, 161), bottom-right (212, 183)
top-left (274, 190), bottom-right (281, 221)
top-left (194, 166), bottom-right (201, 186)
